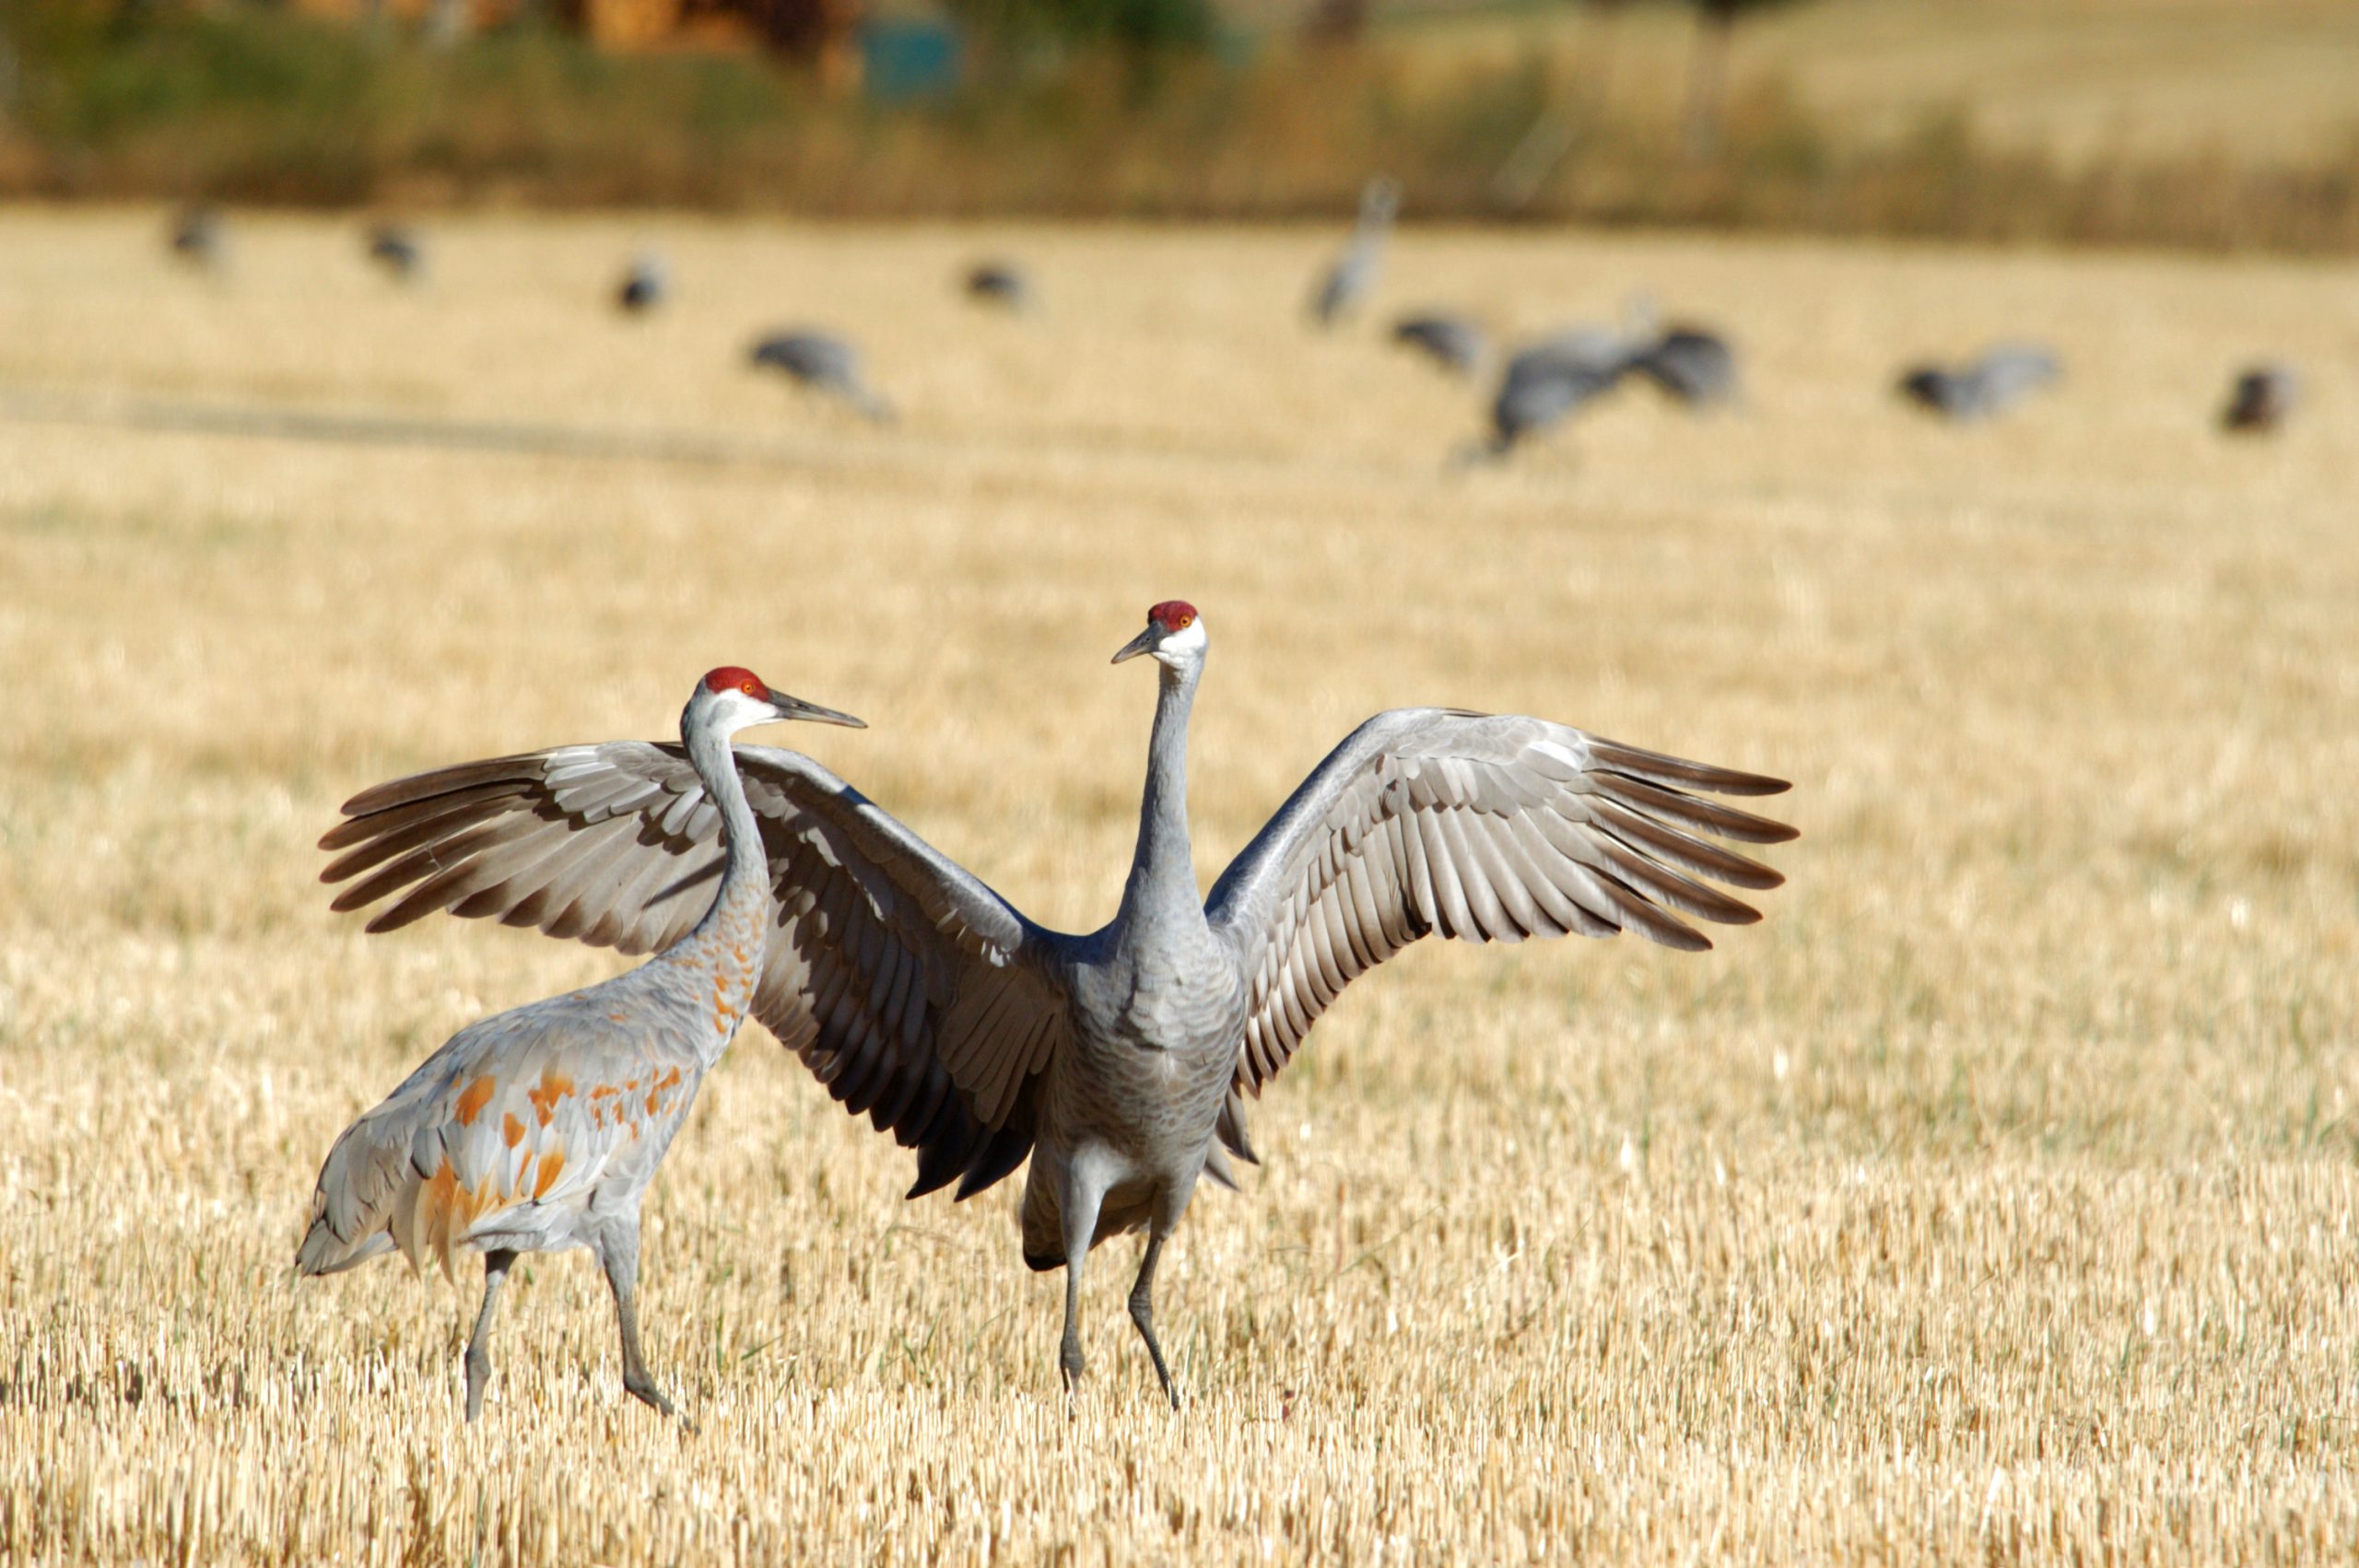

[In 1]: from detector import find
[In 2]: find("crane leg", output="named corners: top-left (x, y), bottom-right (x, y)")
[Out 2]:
top-left (599, 1225), bottom-right (683, 1423)
top-left (464, 1247), bottom-right (516, 1423)
top-left (1128, 1227), bottom-right (1179, 1410)
top-left (1057, 1160), bottom-right (1111, 1405)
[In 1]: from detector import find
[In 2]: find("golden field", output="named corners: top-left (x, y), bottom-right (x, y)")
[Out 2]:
top-left (1391, 0), bottom-right (2359, 165)
top-left (0, 209), bottom-right (2355, 1563)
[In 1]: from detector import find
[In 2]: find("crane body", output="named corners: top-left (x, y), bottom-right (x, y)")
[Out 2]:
top-left (2222, 362), bottom-right (2297, 433)
top-left (1310, 177), bottom-right (1401, 327)
top-left (299, 668), bottom-right (863, 1422)
top-left (749, 329), bottom-right (895, 423)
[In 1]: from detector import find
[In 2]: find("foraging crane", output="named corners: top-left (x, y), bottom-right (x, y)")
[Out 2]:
top-left (749, 329), bottom-right (895, 424)
top-left (964, 260), bottom-right (1034, 312)
top-left (2221, 362), bottom-right (2297, 434)
top-left (1391, 312), bottom-right (1489, 377)
top-left (616, 252), bottom-right (669, 314)
top-left (319, 604), bottom-right (1794, 1407)
top-left (298, 668), bottom-right (863, 1422)
top-left (367, 223), bottom-right (426, 283)
top-left (1462, 331), bottom-right (1638, 462)
top-left (1309, 176), bottom-right (1400, 327)
top-left (1627, 324), bottom-right (1739, 407)
top-left (1896, 343), bottom-right (2060, 421)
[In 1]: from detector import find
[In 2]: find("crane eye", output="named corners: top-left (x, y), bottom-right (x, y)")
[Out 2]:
top-left (1173, 614), bottom-right (1193, 629)
top-left (741, 680), bottom-right (760, 696)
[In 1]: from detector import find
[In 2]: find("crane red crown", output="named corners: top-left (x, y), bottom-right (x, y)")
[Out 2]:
top-left (703, 666), bottom-right (770, 699)
top-left (1148, 601), bottom-right (1198, 630)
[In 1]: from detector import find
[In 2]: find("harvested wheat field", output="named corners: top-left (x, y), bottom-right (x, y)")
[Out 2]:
top-left (0, 208), bottom-right (2355, 1563)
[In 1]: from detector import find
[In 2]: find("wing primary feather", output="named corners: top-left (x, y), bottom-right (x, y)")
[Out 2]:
top-left (1586, 774), bottom-right (1799, 845)
top-left (1584, 800), bottom-right (1784, 890)
top-left (319, 787), bottom-right (533, 868)
top-left (954, 1123), bottom-right (1034, 1200)
top-left (1584, 738), bottom-right (1791, 798)
top-left (329, 817), bottom-right (526, 914)
top-left (338, 754), bottom-right (566, 818)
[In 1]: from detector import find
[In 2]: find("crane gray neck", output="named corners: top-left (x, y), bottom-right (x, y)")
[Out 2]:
top-left (682, 716), bottom-right (773, 940)
top-left (1117, 659), bottom-right (1204, 937)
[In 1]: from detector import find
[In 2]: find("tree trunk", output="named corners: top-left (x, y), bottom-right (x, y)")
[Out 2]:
top-left (1680, 6), bottom-right (1733, 161)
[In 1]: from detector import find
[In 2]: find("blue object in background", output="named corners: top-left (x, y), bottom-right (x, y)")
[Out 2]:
top-left (863, 18), bottom-right (962, 104)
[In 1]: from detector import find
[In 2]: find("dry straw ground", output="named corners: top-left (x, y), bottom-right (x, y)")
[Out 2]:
top-left (1, 209), bottom-right (2355, 1563)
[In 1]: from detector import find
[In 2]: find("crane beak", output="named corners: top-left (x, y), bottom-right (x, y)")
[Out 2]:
top-left (770, 693), bottom-right (866, 729)
top-left (1110, 626), bottom-right (1159, 664)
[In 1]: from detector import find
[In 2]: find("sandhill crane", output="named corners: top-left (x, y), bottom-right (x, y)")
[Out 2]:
top-left (1628, 324), bottom-right (1739, 407)
top-left (1391, 312), bottom-right (1489, 376)
top-left (965, 261), bottom-right (1033, 312)
top-left (298, 668), bottom-right (863, 1422)
top-left (1896, 343), bottom-right (2060, 421)
top-left (1309, 176), bottom-right (1400, 328)
top-left (169, 205), bottom-right (225, 270)
top-left (1462, 331), bottom-right (1638, 462)
top-left (320, 604), bottom-right (1795, 1407)
top-left (616, 252), bottom-right (669, 314)
top-left (749, 330), bottom-right (895, 423)
top-left (2221, 362), bottom-right (2297, 434)
top-left (367, 223), bottom-right (425, 282)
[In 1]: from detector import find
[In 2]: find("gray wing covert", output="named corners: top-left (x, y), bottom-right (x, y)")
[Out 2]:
top-left (1203, 708), bottom-right (1796, 1096)
top-left (320, 742), bottom-right (1073, 1200)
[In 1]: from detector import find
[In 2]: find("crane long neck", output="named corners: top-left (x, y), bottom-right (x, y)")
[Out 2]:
top-left (1119, 661), bottom-right (1203, 933)
top-left (683, 717), bottom-right (773, 943)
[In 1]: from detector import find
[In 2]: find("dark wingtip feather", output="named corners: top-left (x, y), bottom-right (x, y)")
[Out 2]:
top-left (953, 1124), bottom-right (1034, 1201)
top-left (1587, 738), bottom-right (1793, 799)
top-left (906, 1115), bottom-right (983, 1200)
top-left (1593, 773), bottom-right (1798, 847)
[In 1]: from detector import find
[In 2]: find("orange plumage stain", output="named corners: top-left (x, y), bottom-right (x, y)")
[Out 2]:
top-left (453, 1075), bottom-right (497, 1126)
top-left (502, 1112), bottom-right (525, 1148)
top-left (533, 1150), bottom-right (567, 1199)
top-left (405, 1159), bottom-right (504, 1281)
top-left (526, 1070), bottom-right (577, 1127)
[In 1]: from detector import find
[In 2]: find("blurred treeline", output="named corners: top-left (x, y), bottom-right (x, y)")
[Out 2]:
top-left (2, 0), bottom-right (2356, 252)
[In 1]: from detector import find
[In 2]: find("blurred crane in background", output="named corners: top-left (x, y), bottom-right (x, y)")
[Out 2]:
top-left (749, 329), bottom-right (896, 422)
top-left (965, 260), bottom-right (1035, 312)
top-left (2220, 362), bottom-right (2297, 434)
top-left (1309, 176), bottom-right (1400, 327)
top-left (1391, 312), bottom-right (1489, 376)
top-left (1896, 344), bottom-right (2061, 420)
top-left (169, 205), bottom-right (225, 271)
top-left (616, 252), bottom-right (670, 314)
top-left (367, 222), bottom-right (426, 282)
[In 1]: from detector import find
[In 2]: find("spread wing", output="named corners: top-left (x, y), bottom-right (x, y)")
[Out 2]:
top-left (1204, 709), bottom-right (1796, 1096)
top-left (319, 742), bottom-right (1075, 1200)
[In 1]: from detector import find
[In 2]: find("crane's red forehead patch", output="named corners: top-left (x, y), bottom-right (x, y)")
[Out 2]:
top-left (703, 665), bottom-right (769, 698)
top-left (1148, 600), bottom-right (1198, 628)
